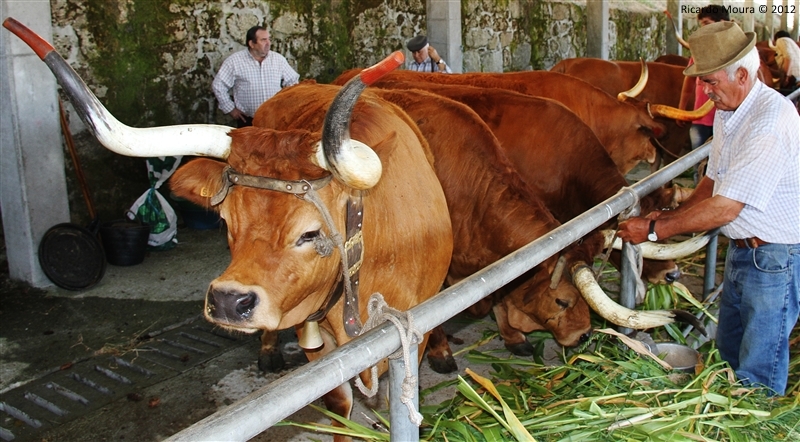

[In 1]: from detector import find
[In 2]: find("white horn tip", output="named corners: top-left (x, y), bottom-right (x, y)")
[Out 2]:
top-left (315, 140), bottom-right (382, 189)
top-left (339, 140), bottom-right (382, 189)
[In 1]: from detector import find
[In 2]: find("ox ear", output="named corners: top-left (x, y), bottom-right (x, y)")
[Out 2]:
top-left (169, 158), bottom-right (227, 209)
top-left (505, 299), bottom-right (544, 333)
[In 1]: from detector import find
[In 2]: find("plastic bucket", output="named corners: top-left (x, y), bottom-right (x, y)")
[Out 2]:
top-left (99, 219), bottom-right (150, 266)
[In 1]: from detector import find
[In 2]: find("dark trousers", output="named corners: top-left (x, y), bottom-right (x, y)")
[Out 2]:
top-left (237, 116), bottom-right (253, 128)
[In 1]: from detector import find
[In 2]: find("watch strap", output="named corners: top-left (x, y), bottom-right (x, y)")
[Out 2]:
top-left (648, 220), bottom-right (657, 241)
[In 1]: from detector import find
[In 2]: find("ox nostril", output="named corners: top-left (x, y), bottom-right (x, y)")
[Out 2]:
top-left (665, 270), bottom-right (681, 284)
top-left (235, 292), bottom-right (258, 318)
top-left (579, 332), bottom-right (591, 343)
top-left (205, 288), bottom-right (258, 323)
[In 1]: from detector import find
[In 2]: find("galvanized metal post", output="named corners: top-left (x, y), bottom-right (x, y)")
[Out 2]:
top-left (618, 204), bottom-right (639, 336)
top-left (389, 346), bottom-right (419, 441)
top-left (703, 231), bottom-right (719, 298)
top-left (618, 241), bottom-right (637, 336)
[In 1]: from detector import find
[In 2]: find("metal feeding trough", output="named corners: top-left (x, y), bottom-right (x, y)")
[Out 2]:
top-left (655, 342), bottom-right (701, 373)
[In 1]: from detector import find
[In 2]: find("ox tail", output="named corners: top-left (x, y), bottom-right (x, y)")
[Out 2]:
top-left (2, 17), bottom-right (232, 159)
top-left (318, 51), bottom-right (404, 190)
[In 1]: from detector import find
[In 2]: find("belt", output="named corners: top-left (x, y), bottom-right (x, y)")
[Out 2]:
top-left (733, 237), bottom-right (768, 249)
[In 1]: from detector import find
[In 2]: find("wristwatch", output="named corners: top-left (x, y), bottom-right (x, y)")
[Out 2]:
top-left (647, 220), bottom-right (658, 242)
top-left (437, 59), bottom-right (446, 66)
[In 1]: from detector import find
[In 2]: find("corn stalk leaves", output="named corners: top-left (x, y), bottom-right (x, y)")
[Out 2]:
top-left (464, 368), bottom-right (536, 441)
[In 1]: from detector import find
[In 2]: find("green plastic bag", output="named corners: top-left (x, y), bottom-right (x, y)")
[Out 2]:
top-left (127, 157), bottom-right (182, 250)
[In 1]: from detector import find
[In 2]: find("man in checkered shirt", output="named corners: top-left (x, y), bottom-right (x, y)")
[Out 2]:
top-left (618, 22), bottom-right (800, 396)
top-left (212, 26), bottom-right (300, 127)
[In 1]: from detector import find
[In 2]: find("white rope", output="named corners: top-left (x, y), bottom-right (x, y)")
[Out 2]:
top-left (616, 188), bottom-right (646, 304)
top-left (353, 293), bottom-right (424, 426)
top-left (624, 242), bottom-right (647, 304)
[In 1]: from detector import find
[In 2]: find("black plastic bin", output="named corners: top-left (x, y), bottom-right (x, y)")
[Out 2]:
top-left (99, 219), bottom-right (150, 266)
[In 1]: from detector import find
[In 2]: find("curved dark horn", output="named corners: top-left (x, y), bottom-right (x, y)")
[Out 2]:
top-left (617, 59), bottom-right (649, 101)
top-left (648, 99), bottom-right (714, 121)
top-left (318, 51), bottom-right (403, 189)
top-left (664, 10), bottom-right (690, 49)
top-left (3, 17), bottom-right (232, 158)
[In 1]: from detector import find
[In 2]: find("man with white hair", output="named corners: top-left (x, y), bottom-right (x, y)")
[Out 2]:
top-left (406, 35), bottom-right (452, 73)
top-left (618, 21), bottom-right (800, 396)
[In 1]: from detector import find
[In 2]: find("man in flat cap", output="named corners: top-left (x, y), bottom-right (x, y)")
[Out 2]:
top-left (618, 21), bottom-right (800, 396)
top-left (406, 35), bottom-right (452, 73)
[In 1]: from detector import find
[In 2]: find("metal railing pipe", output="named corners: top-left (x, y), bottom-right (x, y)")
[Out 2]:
top-left (167, 142), bottom-right (710, 442)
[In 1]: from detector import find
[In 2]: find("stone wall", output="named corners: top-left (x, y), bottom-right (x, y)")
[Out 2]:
top-left (44, 0), bottom-right (688, 224)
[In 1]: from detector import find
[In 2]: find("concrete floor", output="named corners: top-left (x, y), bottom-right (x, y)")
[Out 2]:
top-left (2, 225), bottom-right (562, 441)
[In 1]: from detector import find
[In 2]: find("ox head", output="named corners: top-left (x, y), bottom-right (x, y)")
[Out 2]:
top-left (503, 256), bottom-right (592, 347)
top-left (502, 233), bottom-right (609, 347)
top-left (3, 17), bottom-right (401, 334)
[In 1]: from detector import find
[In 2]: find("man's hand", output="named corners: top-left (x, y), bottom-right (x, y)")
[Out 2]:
top-left (616, 217), bottom-right (651, 245)
top-left (428, 45), bottom-right (442, 64)
top-left (229, 108), bottom-right (247, 122)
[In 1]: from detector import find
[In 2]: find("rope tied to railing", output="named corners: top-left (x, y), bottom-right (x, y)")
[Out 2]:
top-left (354, 292), bottom-right (424, 426)
top-left (616, 187), bottom-right (646, 303)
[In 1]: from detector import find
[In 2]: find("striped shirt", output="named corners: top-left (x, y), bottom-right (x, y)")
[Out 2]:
top-left (707, 81), bottom-right (800, 244)
top-left (212, 50), bottom-right (300, 118)
top-left (408, 57), bottom-right (452, 73)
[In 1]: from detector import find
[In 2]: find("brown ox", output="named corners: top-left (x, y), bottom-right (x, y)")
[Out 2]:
top-left (368, 88), bottom-right (599, 370)
top-left (550, 58), bottom-right (691, 168)
top-left (7, 18), bottom-right (453, 436)
top-left (358, 80), bottom-right (683, 286)
top-left (655, 54), bottom-right (690, 66)
top-left (364, 87), bottom-right (691, 373)
top-left (332, 69), bottom-right (665, 175)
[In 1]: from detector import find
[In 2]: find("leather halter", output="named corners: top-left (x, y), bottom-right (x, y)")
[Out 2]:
top-left (210, 165), bottom-right (365, 336)
top-left (211, 166), bottom-right (333, 206)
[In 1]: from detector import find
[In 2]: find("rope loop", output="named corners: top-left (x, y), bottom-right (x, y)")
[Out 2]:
top-left (623, 241), bottom-right (646, 304)
top-left (353, 292), bottom-right (424, 426)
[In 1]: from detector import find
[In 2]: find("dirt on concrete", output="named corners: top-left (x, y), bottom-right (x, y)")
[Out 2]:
top-left (0, 224), bottom-right (517, 441)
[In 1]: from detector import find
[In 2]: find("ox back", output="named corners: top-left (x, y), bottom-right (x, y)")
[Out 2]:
top-left (550, 58), bottom-right (691, 165)
top-left (332, 69), bottom-right (663, 175)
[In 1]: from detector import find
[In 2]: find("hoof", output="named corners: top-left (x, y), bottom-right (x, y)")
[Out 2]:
top-left (427, 354), bottom-right (458, 374)
top-left (505, 341), bottom-right (535, 357)
top-left (258, 349), bottom-right (286, 372)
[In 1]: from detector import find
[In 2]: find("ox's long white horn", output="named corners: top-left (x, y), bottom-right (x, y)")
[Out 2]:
top-left (648, 99), bottom-right (715, 122)
top-left (318, 52), bottom-right (403, 189)
top-left (664, 10), bottom-right (690, 49)
top-left (617, 59), bottom-right (649, 101)
top-left (3, 17), bottom-right (232, 159)
top-left (601, 230), bottom-right (713, 260)
top-left (572, 263), bottom-right (680, 329)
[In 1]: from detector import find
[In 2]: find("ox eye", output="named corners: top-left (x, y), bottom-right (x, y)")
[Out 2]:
top-left (555, 298), bottom-right (569, 309)
top-left (296, 230), bottom-right (321, 246)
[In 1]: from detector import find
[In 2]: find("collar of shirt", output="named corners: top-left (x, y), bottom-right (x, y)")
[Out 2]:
top-left (717, 80), bottom-right (762, 138)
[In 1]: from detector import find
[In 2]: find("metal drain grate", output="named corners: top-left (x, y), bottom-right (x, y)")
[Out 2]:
top-left (0, 320), bottom-right (248, 441)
